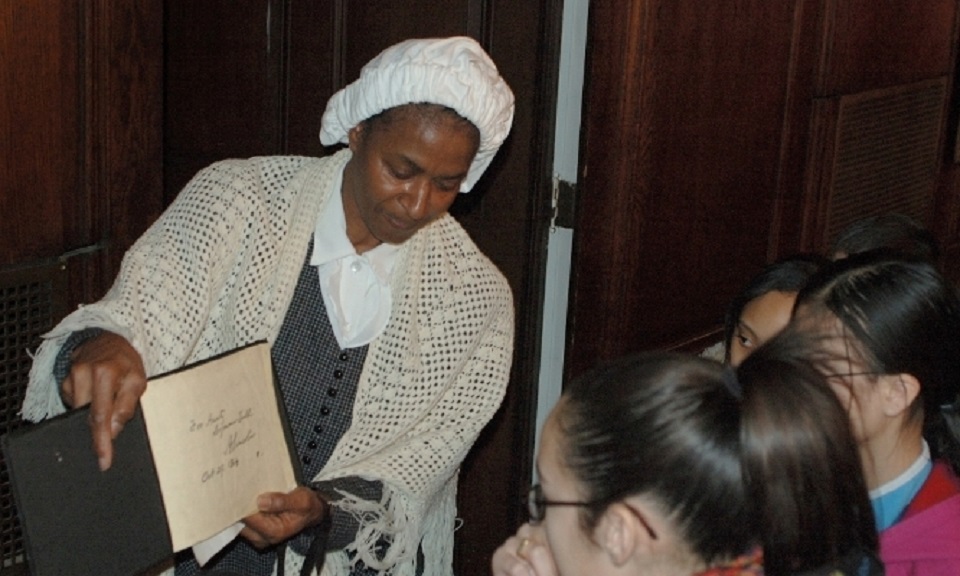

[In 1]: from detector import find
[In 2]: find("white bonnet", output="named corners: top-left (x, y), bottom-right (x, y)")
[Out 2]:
top-left (319, 36), bottom-right (515, 192)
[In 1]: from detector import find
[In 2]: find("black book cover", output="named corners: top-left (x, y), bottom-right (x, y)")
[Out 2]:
top-left (1, 340), bottom-right (301, 576)
top-left (1, 405), bottom-right (172, 576)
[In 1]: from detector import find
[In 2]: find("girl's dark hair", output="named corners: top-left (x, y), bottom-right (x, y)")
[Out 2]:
top-left (795, 253), bottom-right (960, 474)
top-left (559, 352), bottom-right (751, 563)
top-left (723, 254), bottom-right (828, 361)
top-left (738, 330), bottom-right (877, 575)
top-left (830, 212), bottom-right (940, 264)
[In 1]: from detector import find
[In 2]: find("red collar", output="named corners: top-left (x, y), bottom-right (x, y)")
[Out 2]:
top-left (901, 460), bottom-right (960, 520)
top-left (696, 547), bottom-right (764, 576)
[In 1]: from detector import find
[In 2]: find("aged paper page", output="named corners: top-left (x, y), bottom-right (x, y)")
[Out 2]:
top-left (140, 342), bottom-right (298, 552)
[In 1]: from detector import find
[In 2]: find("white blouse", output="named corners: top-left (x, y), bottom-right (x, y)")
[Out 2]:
top-left (310, 167), bottom-right (399, 349)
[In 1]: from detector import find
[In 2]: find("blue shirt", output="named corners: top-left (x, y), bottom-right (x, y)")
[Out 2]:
top-left (870, 441), bottom-right (931, 531)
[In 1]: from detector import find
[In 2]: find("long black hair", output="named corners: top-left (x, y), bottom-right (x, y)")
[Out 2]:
top-left (738, 330), bottom-right (878, 575)
top-left (559, 352), bottom-right (752, 563)
top-left (830, 212), bottom-right (940, 264)
top-left (795, 253), bottom-right (960, 474)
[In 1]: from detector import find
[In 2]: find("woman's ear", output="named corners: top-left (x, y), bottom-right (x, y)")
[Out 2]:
top-left (596, 502), bottom-right (654, 566)
top-left (347, 123), bottom-right (365, 152)
top-left (880, 373), bottom-right (920, 417)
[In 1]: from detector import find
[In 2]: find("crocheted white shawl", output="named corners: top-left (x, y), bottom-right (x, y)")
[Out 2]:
top-left (23, 150), bottom-right (515, 576)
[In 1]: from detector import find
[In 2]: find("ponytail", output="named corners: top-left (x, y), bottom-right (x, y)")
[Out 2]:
top-left (738, 330), bottom-right (877, 576)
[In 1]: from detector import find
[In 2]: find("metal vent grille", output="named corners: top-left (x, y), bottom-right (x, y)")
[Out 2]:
top-left (0, 262), bottom-right (67, 572)
top-left (824, 78), bottom-right (947, 244)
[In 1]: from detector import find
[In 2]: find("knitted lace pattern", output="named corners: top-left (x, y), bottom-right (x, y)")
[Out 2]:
top-left (23, 150), bottom-right (515, 576)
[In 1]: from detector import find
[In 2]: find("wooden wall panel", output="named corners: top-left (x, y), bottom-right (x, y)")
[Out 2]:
top-left (937, 166), bottom-right (960, 285)
top-left (1, 2), bottom-right (163, 571)
top-left (568, 1), bottom-right (804, 378)
top-left (164, 0), bottom-right (285, 204)
top-left (285, 0), bottom-right (339, 156)
top-left (568, 0), bottom-right (960, 386)
top-left (0, 1), bottom-right (78, 267)
top-left (1, 0), bottom-right (162, 304)
top-left (820, 0), bottom-right (957, 95)
top-left (806, 80), bottom-right (948, 249)
top-left (92, 1), bottom-right (165, 289)
top-left (934, 7), bottom-right (960, 285)
top-left (344, 1), bottom-right (469, 66)
top-left (769, 0), bottom-right (826, 258)
top-left (802, 1), bottom-right (959, 264)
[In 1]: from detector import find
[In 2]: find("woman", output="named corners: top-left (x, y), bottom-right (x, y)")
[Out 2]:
top-left (494, 353), bottom-right (756, 576)
top-left (790, 254), bottom-right (960, 575)
top-left (701, 254), bottom-right (826, 366)
top-left (738, 331), bottom-right (882, 575)
top-left (491, 346), bottom-right (880, 576)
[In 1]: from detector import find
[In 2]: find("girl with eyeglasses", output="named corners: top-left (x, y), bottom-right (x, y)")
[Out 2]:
top-left (789, 254), bottom-right (960, 575)
top-left (491, 343), bottom-right (881, 576)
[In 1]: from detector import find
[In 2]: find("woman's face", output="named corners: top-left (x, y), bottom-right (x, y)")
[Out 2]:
top-left (533, 404), bottom-right (610, 576)
top-left (790, 307), bottom-right (885, 443)
top-left (342, 106), bottom-right (478, 252)
top-left (531, 403), bottom-right (711, 576)
top-left (729, 290), bottom-right (798, 366)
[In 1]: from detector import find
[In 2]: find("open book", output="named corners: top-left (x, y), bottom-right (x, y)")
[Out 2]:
top-left (2, 341), bottom-right (300, 576)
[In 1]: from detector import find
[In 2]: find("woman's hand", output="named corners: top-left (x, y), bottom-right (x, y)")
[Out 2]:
top-left (61, 331), bottom-right (147, 471)
top-left (241, 487), bottom-right (329, 549)
top-left (491, 523), bottom-right (557, 576)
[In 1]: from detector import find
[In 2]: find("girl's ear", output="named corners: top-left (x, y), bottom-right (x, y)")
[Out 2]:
top-left (595, 502), bottom-right (654, 567)
top-left (880, 373), bottom-right (920, 417)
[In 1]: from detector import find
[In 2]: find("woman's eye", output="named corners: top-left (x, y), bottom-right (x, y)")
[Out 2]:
top-left (736, 333), bottom-right (753, 348)
top-left (388, 166), bottom-right (413, 180)
top-left (435, 180), bottom-right (459, 192)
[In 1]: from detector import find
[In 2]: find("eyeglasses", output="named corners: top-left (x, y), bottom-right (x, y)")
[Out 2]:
top-left (526, 483), bottom-right (658, 540)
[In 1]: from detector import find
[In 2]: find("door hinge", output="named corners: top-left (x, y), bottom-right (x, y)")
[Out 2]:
top-left (553, 179), bottom-right (576, 229)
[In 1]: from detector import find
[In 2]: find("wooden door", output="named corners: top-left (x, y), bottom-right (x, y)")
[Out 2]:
top-left (163, 1), bottom-right (561, 572)
top-left (0, 2), bottom-right (163, 572)
top-left (798, 0), bottom-right (959, 254)
top-left (567, 1), bottom-right (814, 378)
top-left (567, 0), bottom-right (960, 381)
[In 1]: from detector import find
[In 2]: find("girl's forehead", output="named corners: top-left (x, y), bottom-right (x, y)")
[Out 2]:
top-left (792, 303), bottom-right (837, 333)
top-left (789, 306), bottom-right (861, 356)
top-left (538, 400), bottom-right (575, 476)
